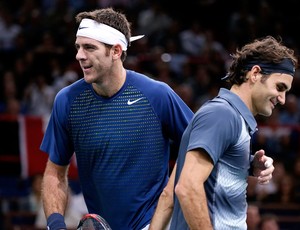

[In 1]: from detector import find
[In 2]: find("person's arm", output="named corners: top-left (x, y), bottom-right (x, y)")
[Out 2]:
top-left (251, 149), bottom-right (274, 184)
top-left (42, 159), bottom-right (70, 230)
top-left (149, 163), bottom-right (177, 230)
top-left (175, 149), bottom-right (214, 229)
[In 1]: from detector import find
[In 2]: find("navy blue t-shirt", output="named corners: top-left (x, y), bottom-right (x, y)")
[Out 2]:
top-left (40, 70), bottom-right (193, 230)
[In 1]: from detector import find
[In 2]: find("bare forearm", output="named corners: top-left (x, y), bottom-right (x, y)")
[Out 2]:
top-left (149, 164), bottom-right (177, 230)
top-left (149, 189), bottom-right (173, 230)
top-left (178, 186), bottom-right (212, 229)
top-left (42, 160), bottom-right (69, 218)
top-left (175, 151), bottom-right (214, 229)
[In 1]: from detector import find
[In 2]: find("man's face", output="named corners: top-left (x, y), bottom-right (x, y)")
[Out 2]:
top-left (75, 36), bottom-right (112, 84)
top-left (251, 73), bottom-right (293, 116)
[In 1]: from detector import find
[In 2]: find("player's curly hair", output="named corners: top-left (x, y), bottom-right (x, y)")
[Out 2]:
top-left (225, 36), bottom-right (298, 85)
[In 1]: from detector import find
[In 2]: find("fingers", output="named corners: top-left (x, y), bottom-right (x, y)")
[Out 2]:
top-left (257, 165), bottom-right (274, 184)
top-left (254, 149), bottom-right (265, 158)
top-left (264, 158), bottom-right (273, 168)
top-left (257, 173), bottom-right (272, 184)
top-left (258, 180), bottom-right (270, 185)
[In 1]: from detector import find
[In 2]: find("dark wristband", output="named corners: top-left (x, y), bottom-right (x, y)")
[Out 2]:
top-left (47, 213), bottom-right (67, 230)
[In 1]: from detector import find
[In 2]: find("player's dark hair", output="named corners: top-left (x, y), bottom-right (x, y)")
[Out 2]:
top-left (75, 8), bottom-right (131, 62)
top-left (224, 36), bottom-right (298, 85)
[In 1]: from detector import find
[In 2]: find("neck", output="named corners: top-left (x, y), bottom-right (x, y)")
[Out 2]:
top-left (230, 84), bottom-right (254, 114)
top-left (93, 67), bottom-right (126, 97)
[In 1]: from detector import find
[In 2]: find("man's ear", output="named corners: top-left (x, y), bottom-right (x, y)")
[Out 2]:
top-left (250, 65), bottom-right (261, 82)
top-left (112, 44), bottom-right (123, 59)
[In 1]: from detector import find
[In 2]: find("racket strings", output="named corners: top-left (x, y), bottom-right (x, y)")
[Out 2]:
top-left (80, 218), bottom-right (105, 229)
top-left (77, 214), bottom-right (112, 230)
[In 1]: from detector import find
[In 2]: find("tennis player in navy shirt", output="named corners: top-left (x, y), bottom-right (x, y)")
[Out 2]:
top-left (40, 8), bottom-right (193, 230)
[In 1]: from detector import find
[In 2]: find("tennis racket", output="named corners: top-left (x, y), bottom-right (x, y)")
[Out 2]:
top-left (77, 213), bottom-right (112, 230)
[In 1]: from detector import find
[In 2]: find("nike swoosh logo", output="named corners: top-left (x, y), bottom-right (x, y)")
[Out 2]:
top-left (78, 26), bottom-right (88, 30)
top-left (127, 98), bottom-right (143, 105)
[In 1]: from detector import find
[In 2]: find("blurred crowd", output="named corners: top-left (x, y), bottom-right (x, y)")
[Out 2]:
top-left (0, 0), bottom-right (300, 229)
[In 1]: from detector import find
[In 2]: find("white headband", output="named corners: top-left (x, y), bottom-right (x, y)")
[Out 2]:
top-left (76, 18), bottom-right (144, 51)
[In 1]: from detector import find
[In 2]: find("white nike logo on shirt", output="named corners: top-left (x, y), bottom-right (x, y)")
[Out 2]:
top-left (127, 98), bottom-right (143, 105)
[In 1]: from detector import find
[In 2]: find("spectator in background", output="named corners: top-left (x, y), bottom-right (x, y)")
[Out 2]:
top-left (258, 214), bottom-right (280, 230)
top-left (252, 108), bottom-right (292, 160)
top-left (35, 188), bottom-right (87, 229)
top-left (52, 69), bottom-right (79, 94)
top-left (13, 55), bottom-right (34, 97)
top-left (179, 21), bottom-right (206, 56)
top-left (0, 70), bottom-right (25, 114)
top-left (4, 98), bottom-right (22, 115)
top-left (163, 36), bottom-right (188, 77)
top-left (262, 173), bottom-right (300, 204)
top-left (201, 29), bottom-right (229, 80)
top-left (18, 173), bottom-right (87, 230)
top-left (279, 93), bottom-right (300, 125)
top-left (23, 73), bottom-right (55, 117)
top-left (228, 0), bottom-right (256, 47)
top-left (247, 204), bottom-right (261, 230)
top-left (0, 8), bottom-right (22, 51)
top-left (247, 176), bottom-right (260, 203)
top-left (19, 174), bottom-right (43, 213)
top-left (254, 159), bottom-right (286, 202)
top-left (174, 83), bottom-right (196, 112)
top-left (34, 31), bottom-right (65, 56)
top-left (192, 65), bottom-right (212, 98)
top-left (136, 2), bottom-right (172, 46)
top-left (291, 157), bottom-right (300, 202)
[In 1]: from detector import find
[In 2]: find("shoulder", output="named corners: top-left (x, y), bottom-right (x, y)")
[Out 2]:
top-left (126, 69), bottom-right (179, 102)
top-left (194, 97), bottom-right (242, 130)
top-left (54, 78), bottom-right (89, 109)
top-left (200, 97), bottom-right (238, 117)
top-left (56, 78), bottom-right (88, 97)
top-left (56, 79), bottom-right (88, 100)
top-left (127, 70), bottom-right (172, 92)
top-left (126, 69), bottom-right (192, 118)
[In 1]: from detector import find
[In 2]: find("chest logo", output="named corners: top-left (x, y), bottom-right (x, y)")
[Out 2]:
top-left (127, 98), bottom-right (143, 105)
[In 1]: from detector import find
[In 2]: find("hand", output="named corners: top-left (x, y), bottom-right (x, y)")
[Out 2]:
top-left (252, 149), bottom-right (274, 184)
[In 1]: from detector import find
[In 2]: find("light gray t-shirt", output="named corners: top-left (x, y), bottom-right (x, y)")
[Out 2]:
top-left (170, 88), bottom-right (257, 230)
